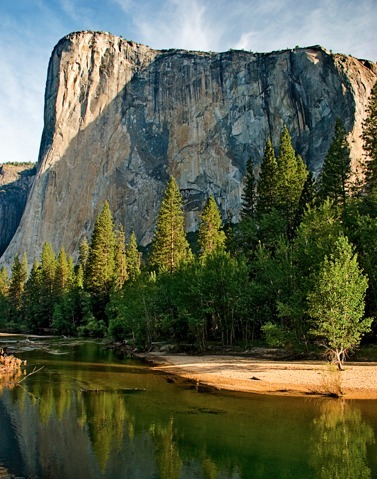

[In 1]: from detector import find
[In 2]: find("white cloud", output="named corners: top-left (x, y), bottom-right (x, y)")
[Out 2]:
top-left (111, 0), bottom-right (133, 13)
top-left (134, 0), bottom-right (224, 51)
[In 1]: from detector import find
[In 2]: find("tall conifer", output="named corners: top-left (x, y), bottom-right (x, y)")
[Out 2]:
top-left (198, 196), bottom-right (226, 259)
top-left (40, 242), bottom-right (57, 328)
top-left (317, 118), bottom-right (351, 207)
top-left (362, 82), bottom-right (377, 201)
top-left (24, 260), bottom-right (42, 331)
top-left (241, 158), bottom-right (257, 218)
top-left (275, 125), bottom-right (307, 212)
top-left (8, 253), bottom-right (28, 325)
top-left (0, 267), bottom-right (9, 326)
top-left (126, 231), bottom-right (141, 281)
top-left (114, 224), bottom-right (128, 290)
top-left (149, 177), bottom-right (192, 273)
top-left (256, 138), bottom-right (278, 217)
top-left (85, 201), bottom-right (116, 296)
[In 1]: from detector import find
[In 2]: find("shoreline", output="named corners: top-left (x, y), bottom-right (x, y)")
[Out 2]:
top-left (139, 352), bottom-right (377, 400)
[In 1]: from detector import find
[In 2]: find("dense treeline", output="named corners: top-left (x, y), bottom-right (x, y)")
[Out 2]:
top-left (1, 83), bottom-right (376, 364)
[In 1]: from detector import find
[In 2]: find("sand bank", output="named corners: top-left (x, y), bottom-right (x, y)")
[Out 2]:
top-left (142, 352), bottom-right (377, 399)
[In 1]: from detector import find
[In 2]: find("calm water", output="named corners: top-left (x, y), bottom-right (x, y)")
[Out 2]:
top-left (0, 339), bottom-right (376, 479)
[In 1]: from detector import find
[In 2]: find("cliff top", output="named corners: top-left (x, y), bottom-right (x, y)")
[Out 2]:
top-left (0, 163), bottom-right (36, 187)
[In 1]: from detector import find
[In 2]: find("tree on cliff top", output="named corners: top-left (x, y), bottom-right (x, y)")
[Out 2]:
top-left (149, 177), bottom-right (192, 273)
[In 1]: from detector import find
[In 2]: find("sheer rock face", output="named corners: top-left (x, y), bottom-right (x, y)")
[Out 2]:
top-left (1, 31), bottom-right (376, 266)
top-left (0, 164), bottom-right (35, 257)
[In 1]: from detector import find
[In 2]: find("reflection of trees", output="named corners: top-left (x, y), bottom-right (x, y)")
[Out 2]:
top-left (81, 391), bottom-right (129, 471)
top-left (311, 400), bottom-right (375, 479)
top-left (0, 369), bottom-right (23, 395)
top-left (151, 417), bottom-right (182, 479)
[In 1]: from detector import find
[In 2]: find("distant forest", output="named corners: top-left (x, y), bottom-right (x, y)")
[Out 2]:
top-left (0, 82), bottom-right (376, 366)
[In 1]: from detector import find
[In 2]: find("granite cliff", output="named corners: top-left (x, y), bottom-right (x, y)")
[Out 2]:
top-left (1, 31), bottom-right (376, 265)
top-left (0, 164), bottom-right (35, 257)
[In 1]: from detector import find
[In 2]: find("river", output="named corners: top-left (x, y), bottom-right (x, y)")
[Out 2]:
top-left (0, 338), bottom-right (376, 478)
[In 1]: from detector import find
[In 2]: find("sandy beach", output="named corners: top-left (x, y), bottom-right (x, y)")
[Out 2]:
top-left (142, 352), bottom-right (377, 399)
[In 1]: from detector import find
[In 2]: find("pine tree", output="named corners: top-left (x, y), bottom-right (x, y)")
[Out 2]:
top-left (362, 81), bottom-right (377, 201)
top-left (79, 237), bottom-right (89, 271)
top-left (256, 138), bottom-right (278, 217)
top-left (294, 171), bottom-right (316, 230)
top-left (39, 242), bottom-right (57, 329)
top-left (275, 125), bottom-right (308, 213)
top-left (114, 224), bottom-right (128, 290)
top-left (241, 158), bottom-right (257, 218)
top-left (54, 248), bottom-right (70, 298)
top-left (317, 118), bottom-right (351, 207)
top-left (198, 196), bottom-right (226, 259)
top-left (85, 201), bottom-right (116, 297)
top-left (23, 260), bottom-right (42, 331)
top-left (126, 231), bottom-right (141, 281)
top-left (0, 267), bottom-right (9, 326)
top-left (149, 177), bottom-right (192, 273)
top-left (8, 253), bottom-right (28, 325)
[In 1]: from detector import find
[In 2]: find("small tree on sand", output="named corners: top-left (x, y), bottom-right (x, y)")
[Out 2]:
top-left (307, 235), bottom-right (372, 370)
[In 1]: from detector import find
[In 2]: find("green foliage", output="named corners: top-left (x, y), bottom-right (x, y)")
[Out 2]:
top-left (256, 138), bottom-right (278, 217)
top-left (362, 81), bottom-right (377, 202)
top-left (39, 242), bottom-right (57, 329)
top-left (113, 224), bottom-right (128, 290)
top-left (85, 202), bottom-right (116, 295)
top-left (23, 260), bottom-right (42, 331)
top-left (241, 158), bottom-right (257, 218)
top-left (149, 177), bottom-right (192, 273)
top-left (126, 231), bottom-right (141, 281)
top-left (275, 125), bottom-right (308, 236)
top-left (85, 202), bottom-right (116, 322)
top-left (317, 118), bottom-right (351, 208)
top-left (0, 267), bottom-right (9, 328)
top-left (307, 235), bottom-right (372, 369)
top-left (261, 322), bottom-right (295, 349)
top-left (198, 196), bottom-right (226, 259)
top-left (8, 253), bottom-right (28, 327)
top-left (79, 237), bottom-right (89, 271)
top-left (108, 273), bottom-right (158, 349)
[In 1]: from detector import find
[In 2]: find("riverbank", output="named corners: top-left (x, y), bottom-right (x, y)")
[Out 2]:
top-left (140, 352), bottom-right (377, 399)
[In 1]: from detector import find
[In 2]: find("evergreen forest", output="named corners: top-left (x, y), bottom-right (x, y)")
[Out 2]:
top-left (1, 83), bottom-right (377, 365)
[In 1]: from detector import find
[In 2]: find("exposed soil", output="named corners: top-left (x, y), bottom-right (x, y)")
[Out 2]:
top-left (140, 352), bottom-right (377, 399)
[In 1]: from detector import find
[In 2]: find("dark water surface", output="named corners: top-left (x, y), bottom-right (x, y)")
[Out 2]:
top-left (0, 339), bottom-right (376, 479)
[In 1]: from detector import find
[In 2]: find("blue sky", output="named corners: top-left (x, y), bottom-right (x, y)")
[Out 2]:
top-left (1, 0), bottom-right (376, 164)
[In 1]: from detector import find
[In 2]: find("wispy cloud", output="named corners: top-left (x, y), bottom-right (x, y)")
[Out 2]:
top-left (132, 0), bottom-right (225, 51)
top-left (231, 0), bottom-right (376, 60)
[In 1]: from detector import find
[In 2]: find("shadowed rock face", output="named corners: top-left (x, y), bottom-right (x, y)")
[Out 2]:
top-left (0, 164), bottom-right (35, 257)
top-left (1, 31), bottom-right (376, 266)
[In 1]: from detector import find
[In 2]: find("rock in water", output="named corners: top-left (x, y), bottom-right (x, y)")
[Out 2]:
top-left (1, 31), bottom-right (376, 266)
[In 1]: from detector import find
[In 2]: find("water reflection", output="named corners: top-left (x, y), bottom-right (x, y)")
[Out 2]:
top-left (311, 400), bottom-right (375, 479)
top-left (0, 343), bottom-right (376, 479)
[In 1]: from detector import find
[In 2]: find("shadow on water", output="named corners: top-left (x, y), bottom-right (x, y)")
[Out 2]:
top-left (0, 340), bottom-right (376, 479)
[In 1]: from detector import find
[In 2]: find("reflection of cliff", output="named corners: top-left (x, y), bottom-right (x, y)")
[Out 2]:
top-left (311, 400), bottom-right (375, 479)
